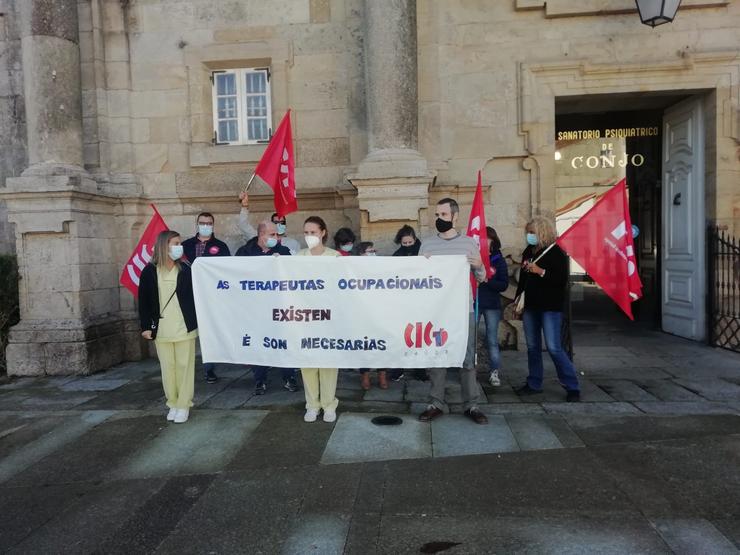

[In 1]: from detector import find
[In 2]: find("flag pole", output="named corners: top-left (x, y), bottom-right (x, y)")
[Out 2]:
top-left (474, 288), bottom-right (480, 367)
top-left (243, 173), bottom-right (256, 193)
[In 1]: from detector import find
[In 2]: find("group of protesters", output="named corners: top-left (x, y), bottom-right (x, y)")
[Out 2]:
top-left (138, 193), bottom-right (581, 425)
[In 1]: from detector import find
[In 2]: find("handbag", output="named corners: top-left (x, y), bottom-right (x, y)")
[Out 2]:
top-left (148, 289), bottom-right (177, 340)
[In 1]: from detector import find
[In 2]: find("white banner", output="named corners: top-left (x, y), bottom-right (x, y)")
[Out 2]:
top-left (192, 255), bottom-right (470, 368)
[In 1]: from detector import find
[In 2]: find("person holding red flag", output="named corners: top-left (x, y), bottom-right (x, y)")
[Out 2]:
top-left (418, 198), bottom-right (489, 425)
top-left (477, 227), bottom-right (509, 387)
top-left (514, 216), bottom-right (581, 402)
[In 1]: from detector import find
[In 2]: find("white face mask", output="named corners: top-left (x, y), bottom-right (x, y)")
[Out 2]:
top-left (364, 252), bottom-right (377, 256)
top-left (168, 245), bottom-right (184, 260)
top-left (198, 225), bottom-right (213, 238)
top-left (304, 235), bottom-right (321, 249)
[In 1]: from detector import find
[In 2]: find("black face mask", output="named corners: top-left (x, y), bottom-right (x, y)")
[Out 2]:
top-left (435, 218), bottom-right (454, 233)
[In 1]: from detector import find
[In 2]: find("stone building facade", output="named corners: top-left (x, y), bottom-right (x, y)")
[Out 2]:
top-left (0, 0), bottom-right (738, 375)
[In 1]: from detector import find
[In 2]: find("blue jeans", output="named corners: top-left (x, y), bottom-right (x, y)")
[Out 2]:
top-left (482, 309), bottom-right (502, 371)
top-left (252, 365), bottom-right (296, 385)
top-left (523, 309), bottom-right (579, 392)
top-left (203, 362), bottom-right (215, 376)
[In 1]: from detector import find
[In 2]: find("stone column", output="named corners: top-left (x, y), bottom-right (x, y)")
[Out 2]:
top-left (19, 0), bottom-right (85, 176)
top-left (348, 0), bottom-right (435, 252)
top-left (0, 0), bottom-right (127, 376)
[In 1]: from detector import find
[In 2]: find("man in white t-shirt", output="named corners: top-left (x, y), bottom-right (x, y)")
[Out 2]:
top-left (418, 197), bottom-right (488, 425)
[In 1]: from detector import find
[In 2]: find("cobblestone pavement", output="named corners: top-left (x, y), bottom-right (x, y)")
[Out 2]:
top-left (1, 323), bottom-right (738, 553)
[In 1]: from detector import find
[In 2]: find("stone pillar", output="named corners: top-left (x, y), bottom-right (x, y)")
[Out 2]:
top-left (347, 0), bottom-right (435, 252)
top-left (19, 0), bottom-right (85, 176)
top-left (0, 0), bottom-right (127, 376)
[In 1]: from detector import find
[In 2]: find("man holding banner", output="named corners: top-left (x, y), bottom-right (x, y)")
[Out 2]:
top-left (418, 198), bottom-right (489, 425)
top-left (235, 220), bottom-right (300, 395)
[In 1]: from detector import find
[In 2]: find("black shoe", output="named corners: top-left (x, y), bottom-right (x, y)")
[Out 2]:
top-left (464, 408), bottom-right (489, 425)
top-left (419, 406), bottom-right (444, 422)
top-left (284, 377), bottom-right (299, 392)
top-left (205, 369), bottom-right (218, 384)
top-left (515, 383), bottom-right (543, 396)
top-left (566, 390), bottom-right (581, 402)
top-left (391, 372), bottom-right (405, 382)
top-left (255, 382), bottom-right (267, 395)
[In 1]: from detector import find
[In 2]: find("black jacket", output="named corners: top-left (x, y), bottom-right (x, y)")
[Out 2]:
top-left (181, 235), bottom-right (230, 262)
top-left (478, 250), bottom-right (509, 310)
top-left (235, 240), bottom-right (291, 257)
top-left (392, 239), bottom-right (421, 257)
top-left (515, 244), bottom-right (569, 312)
top-left (138, 262), bottom-right (198, 338)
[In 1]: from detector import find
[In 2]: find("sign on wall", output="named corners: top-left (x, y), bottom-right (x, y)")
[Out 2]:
top-left (192, 256), bottom-right (470, 368)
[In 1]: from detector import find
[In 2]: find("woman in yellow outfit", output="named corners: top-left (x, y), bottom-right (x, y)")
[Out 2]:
top-left (297, 216), bottom-right (340, 423)
top-left (138, 230), bottom-right (198, 423)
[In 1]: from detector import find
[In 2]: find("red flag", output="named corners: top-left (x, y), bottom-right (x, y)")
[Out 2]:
top-left (556, 178), bottom-right (643, 319)
top-left (253, 109), bottom-right (297, 217)
top-left (120, 205), bottom-right (168, 296)
top-left (466, 171), bottom-right (494, 296)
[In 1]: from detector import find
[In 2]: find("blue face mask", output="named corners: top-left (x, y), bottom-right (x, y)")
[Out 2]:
top-left (526, 233), bottom-right (538, 246)
top-left (276, 223), bottom-right (286, 235)
top-left (266, 237), bottom-right (278, 249)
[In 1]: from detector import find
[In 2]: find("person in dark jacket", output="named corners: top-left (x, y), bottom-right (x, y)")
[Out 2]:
top-left (478, 226), bottom-right (509, 387)
top-left (181, 211), bottom-right (230, 384)
top-left (392, 224), bottom-right (421, 256)
top-left (390, 225), bottom-right (424, 381)
top-left (138, 230), bottom-right (198, 423)
top-left (333, 227), bottom-right (356, 256)
top-left (235, 220), bottom-right (299, 394)
top-left (514, 216), bottom-right (580, 402)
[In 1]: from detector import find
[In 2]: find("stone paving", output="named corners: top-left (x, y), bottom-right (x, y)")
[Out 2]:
top-left (1, 323), bottom-right (739, 553)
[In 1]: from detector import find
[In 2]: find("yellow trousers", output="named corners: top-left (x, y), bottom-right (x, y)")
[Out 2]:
top-left (300, 368), bottom-right (339, 411)
top-left (155, 338), bottom-right (195, 409)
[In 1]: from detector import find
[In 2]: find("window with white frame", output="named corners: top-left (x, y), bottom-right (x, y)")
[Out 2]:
top-left (211, 68), bottom-right (272, 145)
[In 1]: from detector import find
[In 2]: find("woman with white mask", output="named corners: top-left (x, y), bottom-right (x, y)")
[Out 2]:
top-left (138, 230), bottom-right (198, 423)
top-left (297, 216), bottom-right (341, 422)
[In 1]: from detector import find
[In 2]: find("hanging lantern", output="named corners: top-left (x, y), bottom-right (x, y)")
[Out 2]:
top-left (635, 0), bottom-right (682, 27)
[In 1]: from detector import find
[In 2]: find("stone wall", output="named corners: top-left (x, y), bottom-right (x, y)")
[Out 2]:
top-left (0, 0), bottom-right (26, 254)
top-left (0, 0), bottom-right (739, 375)
top-left (418, 0), bottom-right (740, 245)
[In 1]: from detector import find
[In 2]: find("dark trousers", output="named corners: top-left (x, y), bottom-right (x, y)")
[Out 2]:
top-left (253, 365), bottom-right (296, 384)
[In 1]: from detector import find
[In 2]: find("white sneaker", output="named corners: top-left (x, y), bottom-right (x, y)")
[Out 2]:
top-left (489, 370), bottom-right (501, 387)
top-left (304, 409), bottom-right (319, 422)
top-left (173, 408), bottom-right (189, 424)
top-left (166, 408), bottom-right (177, 421)
top-left (322, 410), bottom-right (337, 423)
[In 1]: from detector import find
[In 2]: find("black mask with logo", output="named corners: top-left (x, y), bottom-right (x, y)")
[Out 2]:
top-left (435, 218), bottom-right (454, 233)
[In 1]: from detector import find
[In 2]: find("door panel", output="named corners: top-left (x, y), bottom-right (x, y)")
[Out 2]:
top-left (662, 98), bottom-right (705, 340)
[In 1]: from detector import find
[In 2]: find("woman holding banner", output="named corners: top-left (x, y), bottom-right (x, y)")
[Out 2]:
top-left (138, 230), bottom-right (198, 423)
top-left (514, 216), bottom-right (580, 402)
top-left (297, 216), bottom-right (341, 422)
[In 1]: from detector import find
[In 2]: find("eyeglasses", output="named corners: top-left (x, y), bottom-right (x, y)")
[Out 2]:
top-left (273, 220), bottom-right (287, 226)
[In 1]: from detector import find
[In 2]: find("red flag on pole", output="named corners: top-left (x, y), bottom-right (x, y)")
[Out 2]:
top-left (253, 109), bottom-right (297, 217)
top-left (466, 171), bottom-right (494, 296)
top-left (120, 205), bottom-right (168, 296)
top-left (556, 178), bottom-right (643, 319)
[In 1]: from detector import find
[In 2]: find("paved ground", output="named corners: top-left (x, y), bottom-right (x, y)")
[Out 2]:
top-left (1, 322), bottom-right (739, 554)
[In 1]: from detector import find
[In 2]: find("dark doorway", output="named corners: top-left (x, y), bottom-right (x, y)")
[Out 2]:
top-left (554, 110), bottom-right (663, 327)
